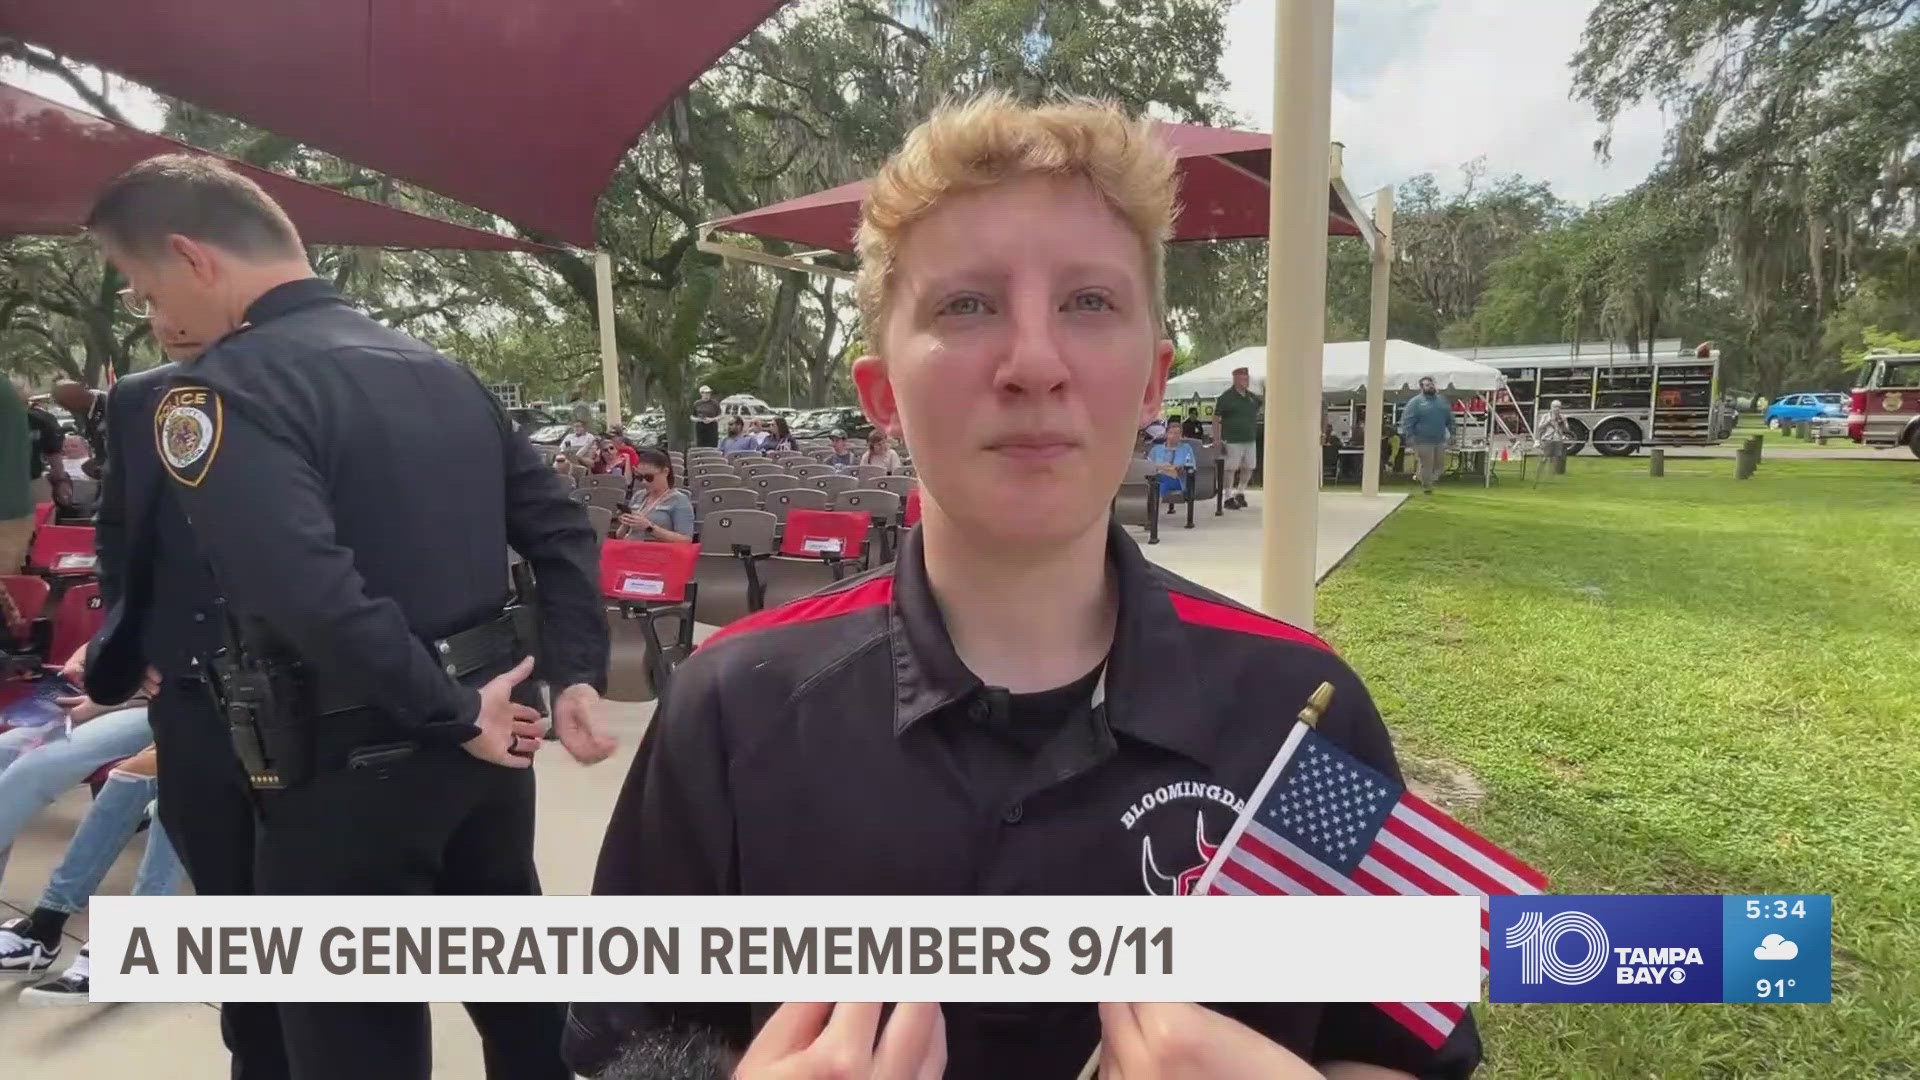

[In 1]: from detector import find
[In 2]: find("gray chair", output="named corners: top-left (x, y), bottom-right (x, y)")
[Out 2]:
top-left (692, 509), bottom-right (779, 626)
top-left (788, 463), bottom-right (831, 480)
top-left (765, 486), bottom-right (827, 525)
top-left (749, 474), bottom-right (799, 500)
top-left (695, 487), bottom-right (760, 526)
top-left (851, 464), bottom-right (889, 483)
top-left (833, 488), bottom-right (901, 520)
top-left (808, 449), bottom-right (837, 463)
top-left (872, 475), bottom-right (917, 498)
top-left (1112, 457), bottom-right (1163, 543)
top-left (692, 473), bottom-right (742, 496)
top-left (740, 462), bottom-right (785, 479)
top-left (604, 597), bottom-right (697, 704)
top-left (582, 485), bottom-right (626, 512)
top-left (585, 505), bottom-right (615, 538)
top-left (811, 474), bottom-right (857, 499)
top-left (1188, 442), bottom-right (1221, 504)
top-left (580, 472), bottom-right (627, 491)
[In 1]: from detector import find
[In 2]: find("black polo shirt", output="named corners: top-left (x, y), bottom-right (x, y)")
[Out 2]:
top-left (566, 520), bottom-right (1482, 1079)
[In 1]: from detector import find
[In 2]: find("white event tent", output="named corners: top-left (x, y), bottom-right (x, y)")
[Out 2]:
top-left (1165, 340), bottom-right (1502, 404)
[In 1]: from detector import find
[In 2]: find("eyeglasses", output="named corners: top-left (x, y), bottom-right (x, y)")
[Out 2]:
top-left (117, 288), bottom-right (151, 318)
top-left (636, 473), bottom-right (657, 483)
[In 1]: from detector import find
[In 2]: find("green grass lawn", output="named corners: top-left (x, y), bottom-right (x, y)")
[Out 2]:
top-left (1314, 456), bottom-right (1919, 1078)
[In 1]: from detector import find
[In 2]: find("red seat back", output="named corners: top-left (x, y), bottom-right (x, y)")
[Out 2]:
top-left (0, 576), bottom-right (50, 647)
top-left (33, 502), bottom-right (54, 528)
top-left (778, 509), bottom-right (869, 559)
top-left (31, 524), bottom-right (97, 576)
top-left (46, 583), bottom-right (104, 669)
top-left (599, 539), bottom-right (699, 604)
top-left (904, 486), bottom-right (922, 528)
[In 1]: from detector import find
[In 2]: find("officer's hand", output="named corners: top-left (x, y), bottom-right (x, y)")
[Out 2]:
top-left (60, 643), bottom-right (87, 684)
top-left (464, 657), bottom-right (546, 769)
top-left (553, 682), bottom-right (616, 765)
top-left (735, 1002), bottom-right (945, 1080)
top-left (1095, 1002), bottom-right (1325, 1080)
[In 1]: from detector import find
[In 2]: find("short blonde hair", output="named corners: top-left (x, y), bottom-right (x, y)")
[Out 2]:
top-left (854, 91), bottom-right (1179, 335)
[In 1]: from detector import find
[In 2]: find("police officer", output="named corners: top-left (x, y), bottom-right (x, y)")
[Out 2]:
top-left (85, 153), bottom-right (613, 1080)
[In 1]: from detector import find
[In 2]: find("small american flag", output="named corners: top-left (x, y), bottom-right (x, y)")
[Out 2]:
top-left (1194, 721), bottom-right (1548, 1048)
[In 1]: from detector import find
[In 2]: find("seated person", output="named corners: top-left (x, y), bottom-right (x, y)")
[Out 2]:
top-left (4, 743), bottom-right (183, 1001)
top-left (0, 677), bottom-right (154, 903)
top-left (1181, 409), bottom-right (1207, 440)
top-left (591, 441), bottom-right (630, 479)
top-left (616, 449), bottom-right (694, 543)
top-left (1147, 422), bottom-right (1197, 509)
top-left (860, 430), bottom-right (903, 473)
top-left (718, 418), bottom-right (758, 454)
top-left (825, 430), bottom-right (857, 468)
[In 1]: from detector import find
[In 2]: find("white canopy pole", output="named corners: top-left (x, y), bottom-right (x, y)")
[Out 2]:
top-left (1362, 186), bottom-right (1394, 497)
top-left (594, 250), bottom-right (622, 427)
top-left (1259, 0), bottom-right (1336, 628)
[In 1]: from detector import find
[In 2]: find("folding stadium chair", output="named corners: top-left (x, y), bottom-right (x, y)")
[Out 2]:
top-left (585, 505), bottom-right (615, 539)
top-left (1112, 457), bottom-right (1163, 544)
top-left (758, 509), bottom-right (871, 609)
top-left (851, 464), bottom-right (889, 483)
top-left (691, 473), bottom-right (742, 497)
top-left (44, 582), bottom-right (103, 673)
top-left (29, 524), bottom-right (97, 578)
top-left (691, 509), bottom-right (778, 626)
top-left (696, 488), bottom-right (760, 528)
top-left (765, 487), bottom-right (827, 527)
top-left (580, 473), bottom-right (627, 492)
top-left (599, 539), bottom-right (700, 703)
top-left (788, 463), bottom-right (831, 481)
top-left (811, 474), bottom-right (857, 500)
top-left (739, 462), bottom-right (785, 480)
top-left (581, 486), bottom-right (626, 513)
top-left (872, 475), bottom-right (917, 498)
top-left (748, 474), bottom-right (799, 501)
top-left (832, 489), bottom-right (901, 565)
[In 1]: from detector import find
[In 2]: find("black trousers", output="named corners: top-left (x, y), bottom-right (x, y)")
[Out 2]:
top-left (151, 687), bottom-right (568, 1080)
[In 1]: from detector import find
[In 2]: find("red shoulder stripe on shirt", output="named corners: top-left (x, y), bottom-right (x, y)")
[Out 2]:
top-left (1166, 590), bottom-right (1333, 653)
top-left (697, 575), bottom-right (894, 652)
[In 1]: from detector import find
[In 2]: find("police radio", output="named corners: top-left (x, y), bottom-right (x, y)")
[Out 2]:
top-left (202, 599), bottom-right (310, 791)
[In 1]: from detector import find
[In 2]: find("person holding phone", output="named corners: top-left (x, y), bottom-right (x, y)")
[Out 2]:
top-left (617, 448), bottom-right (693, 543)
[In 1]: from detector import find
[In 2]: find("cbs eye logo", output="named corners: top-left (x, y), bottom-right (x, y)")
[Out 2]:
top-left (1504, 910), bottom-right (1610, 986)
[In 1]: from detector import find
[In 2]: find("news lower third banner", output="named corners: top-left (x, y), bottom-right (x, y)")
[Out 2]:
top-left (89, 894), bottom-right (1480, 1003)
top-left (1488, 895), bottom-right (1832, 1004)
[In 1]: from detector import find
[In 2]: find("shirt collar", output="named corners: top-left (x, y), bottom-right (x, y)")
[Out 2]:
top-left (241, 278), bottom-right (347, 327)
top-left (887, 517), bottom-right (1220, 767)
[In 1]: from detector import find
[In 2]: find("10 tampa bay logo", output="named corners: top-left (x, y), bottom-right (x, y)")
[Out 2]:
top-left (1489, 895), bottom-right (1723, 1003)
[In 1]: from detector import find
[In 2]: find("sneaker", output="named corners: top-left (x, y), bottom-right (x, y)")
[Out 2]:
top-left (20, 947), bottom-right (89, 1006)
top-left (0, 917), bottom-right (59, 978)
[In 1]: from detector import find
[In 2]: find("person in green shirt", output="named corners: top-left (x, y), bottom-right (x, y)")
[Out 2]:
top-left (0, 378), bottom-right (35, 572)
top-left (1211, 366), bottom-right (1261, 509)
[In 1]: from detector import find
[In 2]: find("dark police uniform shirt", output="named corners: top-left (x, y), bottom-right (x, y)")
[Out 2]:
top-left (146, 278), bottom-right (606, 742)
top-left (85, 362), bottom-right (227, 705)
top-left (565, 519), bottom-right (1482, 1079)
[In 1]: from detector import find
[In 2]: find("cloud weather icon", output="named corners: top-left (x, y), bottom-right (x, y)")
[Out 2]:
top-left (1754, 934), bottom-right (1799, 961)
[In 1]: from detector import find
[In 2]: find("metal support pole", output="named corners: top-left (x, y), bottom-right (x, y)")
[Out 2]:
top-left (1361, 186), bottom-right (1393, 497)
top-left (594, 250), bottom-right (622, 428)
top-left (1257, 0), bottom-right (1335, 629)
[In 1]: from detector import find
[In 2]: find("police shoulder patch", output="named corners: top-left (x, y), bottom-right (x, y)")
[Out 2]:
top-left (155, 384), bottom-right (223, 487)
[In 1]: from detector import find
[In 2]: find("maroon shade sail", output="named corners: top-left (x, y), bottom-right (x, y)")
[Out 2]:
top-left (0, 83), bottom-right (553, 251)
top-left (707, 120), bottom-right (1363, 251)
top-left (1, 0), bottom-right (788, 247)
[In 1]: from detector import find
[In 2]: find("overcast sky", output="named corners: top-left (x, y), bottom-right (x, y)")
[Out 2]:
top-left (15, 0), bottom-right (1669, 210)
top-left (1219, 0), bottom-right (1670, 206)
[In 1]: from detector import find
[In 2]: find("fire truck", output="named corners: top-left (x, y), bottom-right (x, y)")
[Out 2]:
top-left (1848, 352), bottom-right (1920, 457)
top-left (1445, 339), bottom-right (1731, 456)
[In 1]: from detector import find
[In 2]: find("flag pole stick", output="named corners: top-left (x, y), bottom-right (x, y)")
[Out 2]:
top-left (1072, 682), bottom-right (1336, 1078)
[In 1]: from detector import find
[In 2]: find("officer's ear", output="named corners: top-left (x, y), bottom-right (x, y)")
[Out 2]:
top-left (168, 234), bottom-right (221, 287)
top-left (851, 353), bottom-right (900, 441)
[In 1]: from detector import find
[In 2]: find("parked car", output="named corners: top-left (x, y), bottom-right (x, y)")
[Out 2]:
top-left (790, 406), bottom-right (873, 442)
top-left (1764, 393), bottom-right (1847, 434)
top-left (508, 407), bottom-right (571, 450)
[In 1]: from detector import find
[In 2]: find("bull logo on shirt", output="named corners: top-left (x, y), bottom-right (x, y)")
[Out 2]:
top-left (1140, 812), bottom-right (1221, 896)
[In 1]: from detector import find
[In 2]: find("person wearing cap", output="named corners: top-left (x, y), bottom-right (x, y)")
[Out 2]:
top-left (825, 429), bottom-right (857, 468)
top-left (691, 385), bottom-right (721, 448)
top-left (1535, 399), bottom-right (1570, 470)
top-left (566, 91), bottom-right (1476, 1080)
top-left (1212, 365), bottom-right (1260, 509)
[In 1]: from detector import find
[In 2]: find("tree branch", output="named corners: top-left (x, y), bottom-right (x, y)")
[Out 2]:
top-left (1, 44), bottom-right (131, 124)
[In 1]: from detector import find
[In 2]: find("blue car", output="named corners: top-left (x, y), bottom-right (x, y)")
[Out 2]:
top-left (1764, 393), bottom-right (1847, 432)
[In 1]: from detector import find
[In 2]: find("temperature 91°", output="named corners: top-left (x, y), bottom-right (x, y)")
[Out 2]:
top-left (1757, 978), bottom-right (1798, 998)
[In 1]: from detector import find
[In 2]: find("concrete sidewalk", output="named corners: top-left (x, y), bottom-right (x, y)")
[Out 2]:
top-left (0, 489), bottom-right (1404, 1075)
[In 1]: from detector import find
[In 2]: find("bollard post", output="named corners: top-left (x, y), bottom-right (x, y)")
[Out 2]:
top-left (1748, 434), bottom-right (1764, 470)
top-left (1649, 447), bottom-right (1665, 476)
top-left (1552, 448), bottom-right (1567, 475)
top-left (1816, 427), bottom-right (1827, 445)
top-left (1735, 446), bottom-right (1755, 479)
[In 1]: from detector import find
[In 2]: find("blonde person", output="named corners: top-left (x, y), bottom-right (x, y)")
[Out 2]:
top-left (566, 93), bottom-right (1470, 1080)
top-left (861, 429), bottom-right (903, 473)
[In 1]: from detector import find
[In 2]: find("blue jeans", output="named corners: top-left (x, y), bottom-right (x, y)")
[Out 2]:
top-left (41, 771), bottom-right (182, 913)
top-left (0, 706), bottom-right (155, 887)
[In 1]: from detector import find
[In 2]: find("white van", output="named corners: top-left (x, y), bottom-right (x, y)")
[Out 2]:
top-left (719, 394), bottom-right (777, 421)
